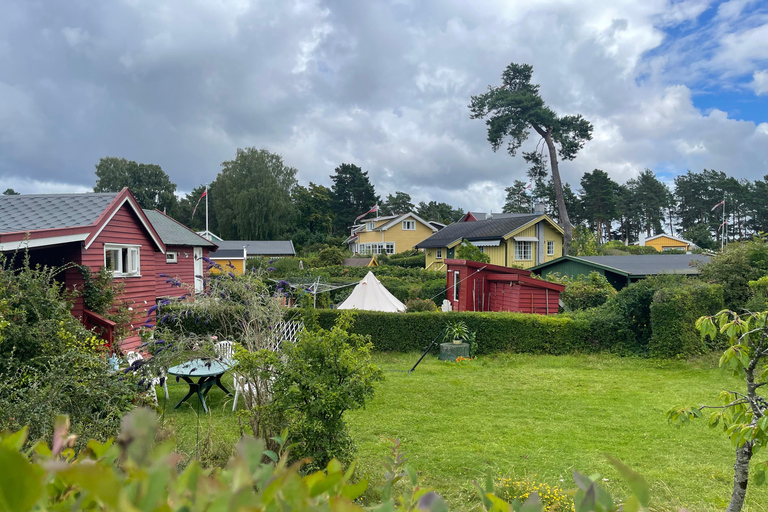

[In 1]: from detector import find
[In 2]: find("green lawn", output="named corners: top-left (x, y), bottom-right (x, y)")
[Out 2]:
top-left (159, 353), bottom-right (768, 512)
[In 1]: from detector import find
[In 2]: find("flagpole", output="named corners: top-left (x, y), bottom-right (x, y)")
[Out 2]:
top-left (721, 197), bottom-right (725, 251)
top-left (205, 185), bottom-right (209, 236)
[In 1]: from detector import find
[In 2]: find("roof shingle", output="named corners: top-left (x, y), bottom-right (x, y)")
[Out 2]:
top-left (0, 192), bottom-right (119, 233)
top-left (143, 210), bottom-right (216, 247)
top-left (416, 215), bottom-right (542, 248)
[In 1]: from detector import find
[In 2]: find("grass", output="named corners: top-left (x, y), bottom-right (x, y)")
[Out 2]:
top-left (159, 352), bottom-right (768, 511)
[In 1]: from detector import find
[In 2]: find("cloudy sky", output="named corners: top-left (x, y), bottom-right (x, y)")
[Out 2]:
top-left (1, 0), bottom-right (766, 211)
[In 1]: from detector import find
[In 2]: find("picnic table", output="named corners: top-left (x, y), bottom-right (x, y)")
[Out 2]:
top-left (167, 358), bottom-right (232, 413)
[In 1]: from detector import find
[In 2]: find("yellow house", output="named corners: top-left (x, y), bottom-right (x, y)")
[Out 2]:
top-left (209, 240), bottom-right (296, 274)
top-left (416, 213), bottom-right (564, 271)
top-left (344, 213), bottom-right (438, 255)
top-left (635, 234), bottom-right (696, 252)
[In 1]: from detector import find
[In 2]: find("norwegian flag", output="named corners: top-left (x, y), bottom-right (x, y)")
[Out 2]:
top-left (711, 199), bottom-right (725, 211)
top-left (355, 204), bottom-right (379, 222)
top-left (192, 186), bottom-right (207, 219)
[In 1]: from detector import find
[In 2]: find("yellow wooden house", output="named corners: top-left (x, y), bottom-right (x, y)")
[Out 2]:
top-left (416, 213), bottom-right (564, 271)
top-left (209, 240), bottom-right (296, 274)
top-left (634, 234), bottom-right (696, 252)
top-left (344, 213), bottom-right (439, 255)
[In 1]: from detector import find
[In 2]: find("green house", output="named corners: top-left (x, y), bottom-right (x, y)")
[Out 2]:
top-left (529, 254), bottom-right (710, 290)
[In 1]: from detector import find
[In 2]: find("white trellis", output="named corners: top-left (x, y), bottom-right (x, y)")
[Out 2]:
top-left (267, 320), bottom-right (304, 351)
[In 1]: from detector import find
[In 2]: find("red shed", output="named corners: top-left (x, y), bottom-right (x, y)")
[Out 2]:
top-left (444, 259), bottom-right (564, 314)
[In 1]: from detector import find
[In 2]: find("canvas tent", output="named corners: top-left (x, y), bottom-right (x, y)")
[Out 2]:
top-left (337, 271), bottom-right (406, 313)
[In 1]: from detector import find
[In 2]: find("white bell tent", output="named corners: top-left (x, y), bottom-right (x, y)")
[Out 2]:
top-left (337, 271), bottom-right (406, 313)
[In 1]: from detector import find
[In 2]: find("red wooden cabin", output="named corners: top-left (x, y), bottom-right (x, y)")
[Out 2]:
top-left (444, 259), bottom-right (564, 314)
top-left (0, 189), bottom-right (215, 353)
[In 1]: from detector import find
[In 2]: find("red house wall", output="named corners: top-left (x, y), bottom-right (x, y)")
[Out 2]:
top-left (80, 205), bottom-right (161, 352)
top-left (154, 246), bottom-right (211, 297)
top-left (445, 259), bottom-right (562, 315)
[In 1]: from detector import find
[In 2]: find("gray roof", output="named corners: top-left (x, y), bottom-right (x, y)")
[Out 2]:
top-left (211, 240), bottom-right (296, 257)
top-left (467, 211), bottom-right (536, 221)
top-left (0, 192), bottom-right (119, 232)
top-left (416, 214), bottom-right (542, 248)
top-left (143, 210), bottom-right (216, 248)
top-left (576, 254), bottom-right (710, 275)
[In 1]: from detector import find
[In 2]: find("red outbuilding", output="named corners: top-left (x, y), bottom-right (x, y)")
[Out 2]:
top-left (444, 259), bottom-right (564, 314)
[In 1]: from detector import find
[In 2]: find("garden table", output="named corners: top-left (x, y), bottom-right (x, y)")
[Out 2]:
top-left (167, 358), bottom-right (232, 413)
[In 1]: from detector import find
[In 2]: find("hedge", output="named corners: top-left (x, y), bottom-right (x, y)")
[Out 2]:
top-left (312, 310), bottom-right (598, 355)
top-left (649, 282), bottom-right (724, 357)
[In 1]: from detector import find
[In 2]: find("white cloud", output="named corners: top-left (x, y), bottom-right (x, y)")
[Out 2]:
top-left (752, 70), bottom-right (768, 95)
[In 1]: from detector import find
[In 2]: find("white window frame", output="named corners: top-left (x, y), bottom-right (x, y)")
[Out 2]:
top-left (547, 241), bottom-right (555, 256)
top-left (104, 243), bottom-right (141, 277)
top-left (166, 251), bottom-right (178, 264)
top-left (453, 270), bottom-right (460, 301)
top-left (515, 241), bottom-right (532, 261)
top-left (384, 242), bottom-right (395, 254)
top-left (366, 221), bottom-right (375, 231)
top-left (436, 248), bottom-right (442, 259)
top-left (402, 220), bottom-right (416, 230)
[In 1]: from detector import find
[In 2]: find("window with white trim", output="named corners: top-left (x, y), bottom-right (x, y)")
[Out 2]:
top-left (384, 242), bottom-right (395, 254)
top-left (402, 220), bottom-right (415, 230)
top-left (436, 248), bottom-right (442, 259)
top-left (166, 251), bottom-right (178, 263)
top-left (105, 244), bottom-right (141, 277)
top-left (366, 222), bottom-right (375, 231)
top-left (515, 241), bottom-right (532, 261)
top-left (453, 271), bottom-right (460, 301)
top-left (547, 241), bottom-right (555, 256)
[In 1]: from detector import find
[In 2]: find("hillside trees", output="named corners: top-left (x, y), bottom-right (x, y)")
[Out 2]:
top-left (213, 148), bottom-right (297, 240)
top-left (469, 62), bottom-right (593, 253)
top-left (382, 191), bottom-right (415, 215)
top-left (94, 157), bottom-right (178, 212)
top-left (416, 201), bottom-right (464, 223)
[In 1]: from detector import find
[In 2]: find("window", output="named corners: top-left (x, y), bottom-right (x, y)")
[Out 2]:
top-left (515, 241), bottom-right (532, 261)
top-left (385, 242), bottom-right (395, 254)
top-left (402, 220), bottom-right (415, 230)
top-left (104, 244), bottom-right (141, 277)
top-left (547, 241), bottom-right (555, 256)
top-left (479, 246), bottom-right (485, 254)
top-left (436, 248), bottom-right (443, 259)
top-left (367, 222), bottom-right (375, 231)
top-left (166, 251), bottom-right (178, 264)
top-left (453, 271), bottom-right (460, 301)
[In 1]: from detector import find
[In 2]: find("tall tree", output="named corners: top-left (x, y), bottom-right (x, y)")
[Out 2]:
top-left (93, 157), bottom-right (178, 212)
top-left (502, 180), bottom-right (532, 213)
top-left (382, 191), bottom-right (415, 215)
top-left (293, 182), bottom-right (335, 235)
top-left (416, 201), bottom-right (464, 223)
top-left (330, 163), bottom-right (379, 233)
top-left (634, 169), bottom-right (670, 237)
top-left (580, 169), bottom-right (618, 243)
top-left (2, 188), bottom-right (20, 195)
top-left (212, 148), bottom-right (297, 240)
top-left (469, 62), bottom-right (593, 253)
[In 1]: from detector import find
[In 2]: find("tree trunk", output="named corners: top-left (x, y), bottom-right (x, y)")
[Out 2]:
top-left (542, 130), bottom-right (573, 253)
top-left (727, 441), bottom-right (752, 512)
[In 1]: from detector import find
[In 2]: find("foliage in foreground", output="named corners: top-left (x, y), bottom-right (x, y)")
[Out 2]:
top-left (0, 409), bottom-right (655, 512)
top-left (668, 308), bottom-right (768, 512)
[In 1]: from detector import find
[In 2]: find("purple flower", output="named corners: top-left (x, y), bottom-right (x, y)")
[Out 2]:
top-left (202, 256), bottom-right (212, 263)
top-left (160, 314), bottom-right (169, 324)
top-left (159, 273), bottom-right (170, 278)
top-left (228, 272), bottom-right (236, 278)
top-left (227, 260), bottom-right (235, 269)
top-left (160, 299), bottom-right (171, 306)
top-left (267, 267), bottom-right (276, 272)
top-left (147, 305), bottom-right (158, 314)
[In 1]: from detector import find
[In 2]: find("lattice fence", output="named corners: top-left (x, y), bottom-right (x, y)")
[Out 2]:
top-left (267, 320), bottom-right (304, 351)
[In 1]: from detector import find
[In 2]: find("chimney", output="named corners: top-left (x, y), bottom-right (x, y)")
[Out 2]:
top-left (485, 212), bottom-right (493, 220)
top-left (534, 202), bottom-right (545, 214)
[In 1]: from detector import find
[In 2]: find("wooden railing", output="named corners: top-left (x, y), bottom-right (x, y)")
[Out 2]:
top-left (83, 309), bottom-right (117, 351)
top-left (425, 261), bottom-right (447, 272)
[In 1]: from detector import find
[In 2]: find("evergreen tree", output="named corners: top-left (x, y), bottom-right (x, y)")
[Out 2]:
top-left (330, 163), bottom-right (379, 234)
top-left (382, 191), bottom-right (415, 215)
top-left (580, 169), bottom-right (618, 243)
top-left (502, 180), bottom-right (532, 213)
top-left (416, 201), bottom-right (464, 223)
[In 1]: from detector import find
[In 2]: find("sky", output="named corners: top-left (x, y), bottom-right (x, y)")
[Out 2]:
top-left (0, 0), bottom-right (766, 212)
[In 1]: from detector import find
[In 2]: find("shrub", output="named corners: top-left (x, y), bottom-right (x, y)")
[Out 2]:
top-left (699, 235), bottom-right (768, 309)
top-left (385, 253), bottom-right (425, 268)
top-left (456, 240), bottom-right (490, 263)
top-left (546, 272), bottom-right (616, 311)
top-left (405, 298), bottom-right (437, 312)
top-left (267, 312), bottom-right (383, 471)
top-left (316, 247), bottom-right (348, 267)
top-left (419, 278), bottom-right (447, 307)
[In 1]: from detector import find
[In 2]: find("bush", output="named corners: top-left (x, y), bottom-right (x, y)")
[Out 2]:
top-left (456, 240), bottom-right (491, 263)
top-left (699, 235), bottom-right (768, 309)
top-left (385, 253), bottom-right (425, 268)
top-left (267, 312), bottom-right (383, 471)
top-left (649, 281), bottom-right (724, 357)
top-left (307, 310), bottom-right (597, 354)
top-left (405, 298), bottom-right (437, 312)
top-left (546, 271), bottom-right (616, 311)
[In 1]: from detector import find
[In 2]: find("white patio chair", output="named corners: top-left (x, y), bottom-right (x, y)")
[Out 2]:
top-left (215, 340), bottom-right (245, 411)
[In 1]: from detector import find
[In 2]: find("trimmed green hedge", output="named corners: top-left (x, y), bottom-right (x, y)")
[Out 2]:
top-left (313, 310), bottom-right (597, 355)
top-left (649, 282), bottom-right (724, 357)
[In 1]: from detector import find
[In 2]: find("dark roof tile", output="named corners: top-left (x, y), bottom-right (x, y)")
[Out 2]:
top-left (0, 192), bottom-right (119, 232)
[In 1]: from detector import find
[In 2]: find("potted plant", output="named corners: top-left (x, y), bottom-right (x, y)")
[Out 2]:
top-left (444, 320), bottom-right (470, 344)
